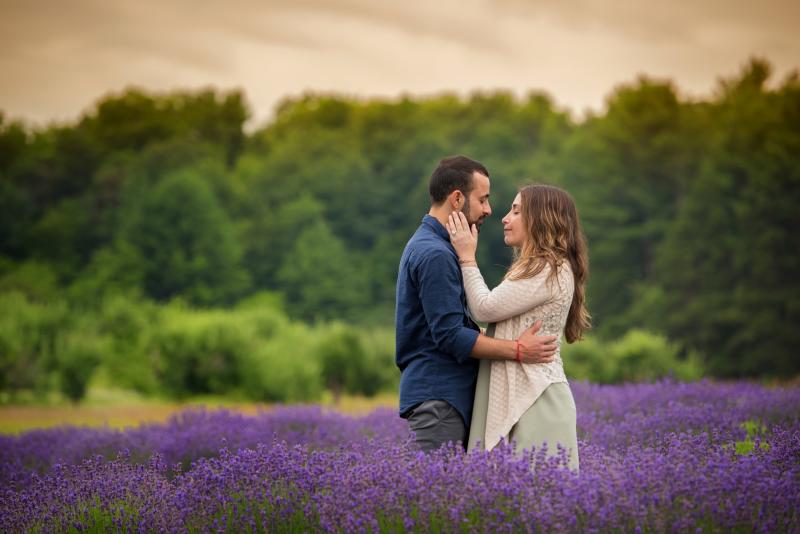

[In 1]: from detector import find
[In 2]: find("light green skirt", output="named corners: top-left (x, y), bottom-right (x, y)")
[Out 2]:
top-left (467, 359), bottom-right (580, 472)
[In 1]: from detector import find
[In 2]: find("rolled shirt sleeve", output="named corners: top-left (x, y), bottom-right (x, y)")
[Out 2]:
top-left (416, 250), bottom-right (480, 364)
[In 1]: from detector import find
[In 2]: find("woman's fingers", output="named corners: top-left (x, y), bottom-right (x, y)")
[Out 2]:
top-left (457, 211), bottom-right (469, 230)
top-left (451, 212), bottom-right (464, 233)
top-left (447, 212), bottom-right (478, 242)
top-left (449, 213), bottom-right (468, 236)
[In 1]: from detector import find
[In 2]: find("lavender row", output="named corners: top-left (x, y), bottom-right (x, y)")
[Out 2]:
top-left (3, 380), bottom-right (797, 487)
top-left (2, 380), bottom-right (799, 532)
top-left (2, 431), bottom-right (798, 532)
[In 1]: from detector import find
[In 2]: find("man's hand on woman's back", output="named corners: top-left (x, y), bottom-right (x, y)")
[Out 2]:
top-left (517, 321), bottom-right (558, 364)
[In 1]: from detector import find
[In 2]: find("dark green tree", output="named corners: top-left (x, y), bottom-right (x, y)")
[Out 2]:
top-left (116, 171), bottom-right (249, 305)
top-left (317, 326), bottom-right (384, 402)
top-left (649, 59), bottom-right (800, 377)
top-left (84, 88), bottom-right (248, 166)
top-left (277, 219), bottom-right (366, 321)
top-left (0, 115), bottom-right (34, 258)
top-left (242, 193), bottom-right (325, 290)
top-left (560, 78), bottom-right (706, 335)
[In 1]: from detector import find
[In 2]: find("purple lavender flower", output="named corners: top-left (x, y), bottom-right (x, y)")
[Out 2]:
top-left (1, 381), bottom-right (798, 532)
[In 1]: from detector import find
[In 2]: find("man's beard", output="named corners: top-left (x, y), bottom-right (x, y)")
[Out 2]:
top-left (461, 197), bottom-right (484, 231)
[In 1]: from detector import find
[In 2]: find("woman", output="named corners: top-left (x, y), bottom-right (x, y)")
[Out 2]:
top-left (446, 184), bottom-right (590, 471)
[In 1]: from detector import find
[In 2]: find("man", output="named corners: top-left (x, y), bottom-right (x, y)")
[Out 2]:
top-left (396, 155), bottom-right (558, 452)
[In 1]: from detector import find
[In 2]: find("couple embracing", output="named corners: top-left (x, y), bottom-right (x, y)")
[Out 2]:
top-left (395, 155), bottom-right (590, 471)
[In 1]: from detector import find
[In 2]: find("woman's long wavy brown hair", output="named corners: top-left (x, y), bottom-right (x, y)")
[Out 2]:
top-left (505, 184), bottom-right (591, 342)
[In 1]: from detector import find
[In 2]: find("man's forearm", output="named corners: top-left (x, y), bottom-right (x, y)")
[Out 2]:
top-left (470, 334), bottom-right (516, 361)
top-left (470, 330), bottom-right (558, 364)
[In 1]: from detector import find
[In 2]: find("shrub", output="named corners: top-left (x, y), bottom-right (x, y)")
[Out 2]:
top-left (561, 336), bottom-right (615, 383)
top-left (359, 326), bottom-right (400, 393)
top-left (0, 292), bottom-right (69, 396)
top-left (315, 324), bottom-right (398, 400)
top-left (242, 323), bottom-right (324, 402)
top-left (561, 329), bottom-right (704, 383)
top-left (608, 329), bottom-right (704, 382)
top-left (151, 306), bottom-right (257, 398)
top-left (234, 294), bottom-right (289, 339)
top-left (0, 261), bottom-right (60, 302)
top-left (95, 293), bottom-right (160, 394)
top-left (54, 331), bottom-right (108, 402)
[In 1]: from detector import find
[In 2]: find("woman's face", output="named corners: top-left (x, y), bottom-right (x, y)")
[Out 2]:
top-left (502, 193), bottom-right (526, 247)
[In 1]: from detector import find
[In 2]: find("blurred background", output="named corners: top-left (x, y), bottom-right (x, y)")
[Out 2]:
top-left (1, 0), bottom-right (798, 419)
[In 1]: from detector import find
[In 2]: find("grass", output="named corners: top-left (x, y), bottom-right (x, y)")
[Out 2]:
top-left (0, 386), bottom-right (398, 435)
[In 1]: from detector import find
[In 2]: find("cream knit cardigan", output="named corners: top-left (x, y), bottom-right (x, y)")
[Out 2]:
top-left (461, 262), bottom-right (574, 451)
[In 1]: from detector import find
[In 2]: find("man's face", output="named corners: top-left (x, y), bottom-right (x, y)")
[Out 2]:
top-left (461, 172), bottom-right (492, 229)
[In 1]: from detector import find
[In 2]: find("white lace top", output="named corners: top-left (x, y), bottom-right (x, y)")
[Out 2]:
top-left (462, 262), bottom-right (574, 450)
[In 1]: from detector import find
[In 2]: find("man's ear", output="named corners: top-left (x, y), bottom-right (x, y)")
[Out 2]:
top-left (449, 190), bottom-right (463, 210)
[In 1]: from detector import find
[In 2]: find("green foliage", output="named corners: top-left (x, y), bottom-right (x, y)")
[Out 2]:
top-left (0, 260), bottom-right (59, 301)
top-left (242, 323), bottom-right (324, 402)
top-left (1, 88), bottom-right (249, 292)
top-left (27, 197), bottom-right (94, 281)
top-left (734, 420), bottom-right (770, 455)
top-left (643, 60), bottom-right (800, 377)
top-left (562, 330), bottom-right (704, 383)
top-left (560, 77), bottom-right (701, 336)
top-left (0, 180), bottom-right (34, 258)
top-left (607, 330), bottom-right (704, 383)
top-left (115, 171), bottom-right (250, 305)
top-left (316, 324), bottom-right (386, 398)
top-left (0, 112), bottom-right (28, 173)
top-left (84, 88), bottom-right (248, 166)
top-left (152, 306), bottom-right (257, 397)
top-left (277, 220), bottom-right (366, 321)
top-left (1, 62), bottom-right (798, 380)
top-left (560, 337), bottom-right (616, 384)
top-left (0, 292), bottom-right (69, 395)
top-left (241, 194), bottom-right (325, 290)
top-left (0, 290), bottom-right (397, 402)
top-left (95, 294), bottom-right (160, 393)
top-left (54, 331), bottom-right (107, 402)
top-left (359, 326), bottom-right (400, 392)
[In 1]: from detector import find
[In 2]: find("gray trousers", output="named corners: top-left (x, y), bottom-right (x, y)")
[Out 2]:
top-left (407, 399), bottom-right (467, 452)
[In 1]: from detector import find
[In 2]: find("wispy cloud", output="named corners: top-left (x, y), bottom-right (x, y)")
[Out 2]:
top-left (1, 0), bottom-right (797, 126)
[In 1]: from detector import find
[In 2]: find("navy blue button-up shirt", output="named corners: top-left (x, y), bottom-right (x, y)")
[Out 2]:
top-left (395, 214), bottom-right (480, 426)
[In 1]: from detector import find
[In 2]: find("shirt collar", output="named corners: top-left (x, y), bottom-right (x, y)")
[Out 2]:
top-left (422, 214), bottom-right (451, 242)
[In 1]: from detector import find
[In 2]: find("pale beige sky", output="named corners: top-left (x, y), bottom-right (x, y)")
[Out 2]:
top-left (1, 0), bottom-right (798, 127)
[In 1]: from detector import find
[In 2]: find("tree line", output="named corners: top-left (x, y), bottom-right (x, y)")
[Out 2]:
top-left (1, 58), bottom-right (798, 380)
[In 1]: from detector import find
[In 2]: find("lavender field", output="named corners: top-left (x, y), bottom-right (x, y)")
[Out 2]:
top-left (2, 381), bottom-right (799, 532)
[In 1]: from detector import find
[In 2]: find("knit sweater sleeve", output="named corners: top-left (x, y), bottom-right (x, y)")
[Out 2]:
top-left (461, 264), bottom-right (555, 323)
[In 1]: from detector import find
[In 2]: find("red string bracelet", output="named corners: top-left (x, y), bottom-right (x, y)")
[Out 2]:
top-left (515, 340), bottom-right (526, 362)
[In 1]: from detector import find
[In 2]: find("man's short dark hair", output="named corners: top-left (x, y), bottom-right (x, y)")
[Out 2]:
top-left (429, 155), bottom-right (489, 205)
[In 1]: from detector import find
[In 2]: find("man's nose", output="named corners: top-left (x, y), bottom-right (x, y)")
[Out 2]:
top-left (484, 202), bottom-right (492, 216)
